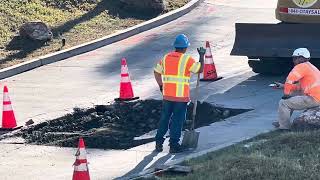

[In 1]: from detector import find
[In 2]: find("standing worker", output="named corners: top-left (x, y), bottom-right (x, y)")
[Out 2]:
top-left (273, 48), bottom-right (320, 130)
top-left (153, 34), bottom-right (205, 153)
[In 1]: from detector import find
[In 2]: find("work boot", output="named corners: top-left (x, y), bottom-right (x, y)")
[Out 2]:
top-left (155, 143), bottom-right (163, 152)
top-left (169, 144), bottom-right (184, 154)
top-left (272, 121), bottom-right (280, 128)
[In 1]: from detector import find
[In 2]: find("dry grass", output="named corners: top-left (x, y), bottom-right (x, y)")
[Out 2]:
top-left (0, 0), bottom-right (190, 69)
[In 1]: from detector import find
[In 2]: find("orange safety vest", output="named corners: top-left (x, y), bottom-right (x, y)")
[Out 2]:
top-left (284, 62), bottom-right (320, 102)
top-left (154, 52), bottom-right (200, 102)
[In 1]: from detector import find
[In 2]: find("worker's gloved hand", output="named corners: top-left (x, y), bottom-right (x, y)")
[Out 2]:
top-left (197, 47), bottom-right (206, 62)
top-left (281, 95), bottom-right (291, 100)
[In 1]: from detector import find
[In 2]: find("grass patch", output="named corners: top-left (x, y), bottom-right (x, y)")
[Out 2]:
top-left (0, 0), bottom-right (189, 68)
top-left (163, 130), bottom-right (320, 180)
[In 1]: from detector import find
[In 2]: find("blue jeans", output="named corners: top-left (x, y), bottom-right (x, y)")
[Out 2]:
top-left (155, 100), bottom-right (188, 146)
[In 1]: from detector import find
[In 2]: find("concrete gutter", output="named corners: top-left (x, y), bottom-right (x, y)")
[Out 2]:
top-left (0, 0), bottom-right (204, 80)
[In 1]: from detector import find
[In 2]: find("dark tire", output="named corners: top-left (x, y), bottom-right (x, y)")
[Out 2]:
top-left (248, 59), bottom-right (292, 75)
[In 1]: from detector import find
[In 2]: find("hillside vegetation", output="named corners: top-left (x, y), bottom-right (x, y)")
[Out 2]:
top-left (0, 0), bottom-right (189, 68)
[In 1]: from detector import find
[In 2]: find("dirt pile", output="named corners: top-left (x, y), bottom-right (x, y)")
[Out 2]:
top-left (16, 99), bottom-right (248, 149)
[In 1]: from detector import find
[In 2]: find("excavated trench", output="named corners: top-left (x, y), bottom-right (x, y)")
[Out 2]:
top-left (12, 99), bottom-right (249, 149)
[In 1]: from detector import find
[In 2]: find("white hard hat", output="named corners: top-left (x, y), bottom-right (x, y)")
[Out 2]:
top-left (292, 48), bottom-right (310, 58)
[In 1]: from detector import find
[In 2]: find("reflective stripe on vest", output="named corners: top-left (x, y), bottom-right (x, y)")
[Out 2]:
top-left (155, 64), bottom-right (163, 73)
top-left (162, 53), bottom-right (191, 98)
top-left (177, 55), bottom-right (190, 97)
top-left (162, 76), bottom-right (190, 84)
top-left (305, 62), bottom-right (320, 93)
top-left (162, 55), bottom-right (167, 74)
top-left (190, 62), bottom-right (201, 73)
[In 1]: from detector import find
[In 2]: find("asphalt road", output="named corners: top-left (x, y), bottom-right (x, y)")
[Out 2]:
top-left (0, 0), bottom-right (278, 125)
top-left (0, 0), bottom-right (283, 179)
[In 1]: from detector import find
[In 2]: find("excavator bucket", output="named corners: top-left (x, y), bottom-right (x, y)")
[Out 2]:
top-left (231, 23), bottom-right (320, 58)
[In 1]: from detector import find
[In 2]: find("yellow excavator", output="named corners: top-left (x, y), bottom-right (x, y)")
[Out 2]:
top-left (231, 0), bottom-right (320, 74)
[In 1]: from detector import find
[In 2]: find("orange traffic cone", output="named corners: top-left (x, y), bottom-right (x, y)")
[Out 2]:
top-left (73, 137), bottom-right (90, 180)
top-left (1, 86), bottom-right (20, 131)
top-left (115, 58), bottom-right (139, 101)
top-left (200, 41), bottom-right (223, 82)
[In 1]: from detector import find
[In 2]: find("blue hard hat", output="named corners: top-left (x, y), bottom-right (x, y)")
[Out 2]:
top-left (173, 34), bottom-right (190, 48)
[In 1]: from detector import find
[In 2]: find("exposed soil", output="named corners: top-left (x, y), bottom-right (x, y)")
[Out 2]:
top-left (11, 99), bottom-right (249, 149)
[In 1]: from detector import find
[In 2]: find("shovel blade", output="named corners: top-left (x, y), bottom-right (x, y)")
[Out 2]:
top-left (181, 130), bottom-right (200, 149)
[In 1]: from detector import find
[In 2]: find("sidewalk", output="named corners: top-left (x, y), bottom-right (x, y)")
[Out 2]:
top-left (0, 72), bottom-right (285, 180)
top-left (119, 72), bottom-right (285, 179)
top-left (0, 0), bottom-right (281, 179)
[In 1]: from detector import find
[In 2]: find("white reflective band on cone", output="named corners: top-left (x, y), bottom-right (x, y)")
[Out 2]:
top-left (205, 57), bottom-right (214, 64)
top-left (76, 148), bottom-right (87, 159)
top-left (205, 49), bottom-right (211, 56)
top-left (121, 76), bottom-right (130, 83)
top-left (74, 163), bottom-right (88, 171)
top-left (3, 104), bottom-right (13, 111)
top-left (121, 65), bottom-right (129, 74)
top-left (3, 93), bottom-right (10, 102)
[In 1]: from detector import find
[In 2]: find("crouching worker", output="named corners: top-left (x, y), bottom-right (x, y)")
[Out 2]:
top-left (273, 48), bottom-right (320, 130)
top-left (153, 34), bottom-right (205, 153)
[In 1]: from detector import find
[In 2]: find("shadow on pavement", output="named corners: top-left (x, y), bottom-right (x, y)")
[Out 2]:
top-left (0, 130), bottom-right (9, 136)
top-left (117, 151), bottom-right (174, 179)
top-left (95, 12), bottom-right (220, 81)
top-left (200, 73), bottom-right (286, 108)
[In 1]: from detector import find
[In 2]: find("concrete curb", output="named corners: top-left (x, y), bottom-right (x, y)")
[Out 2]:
top-left (0, 0), bottom-right (204, 80)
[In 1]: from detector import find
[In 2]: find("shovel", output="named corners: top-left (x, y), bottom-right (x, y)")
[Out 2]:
top-left (181, 73), bottom-right (201, 149)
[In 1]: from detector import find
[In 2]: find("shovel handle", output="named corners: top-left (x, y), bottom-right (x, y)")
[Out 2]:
top-left (191, 73), bottom-right (201, 130)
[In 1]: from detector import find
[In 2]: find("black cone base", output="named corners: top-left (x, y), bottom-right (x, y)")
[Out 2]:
top-left (200, 77), bottom-right (223, 82)
top-left (114, 97), bottom-right (140, 102)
